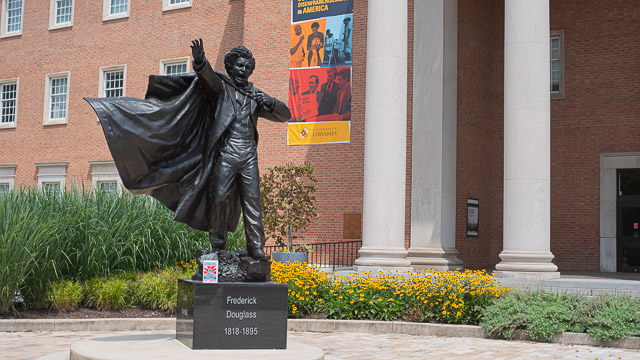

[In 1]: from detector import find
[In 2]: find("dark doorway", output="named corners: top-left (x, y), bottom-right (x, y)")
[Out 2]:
top-left (617, 169), bottom-right (640, 272)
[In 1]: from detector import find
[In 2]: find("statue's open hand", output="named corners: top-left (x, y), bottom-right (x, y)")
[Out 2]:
top-left (190, 38), bottom-right (205, 64)
top-left (255, 92), bottom-right (274, 108)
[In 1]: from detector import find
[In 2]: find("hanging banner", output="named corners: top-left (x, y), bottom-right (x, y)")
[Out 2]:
top-left (288, 1), bottom-right (352, 145)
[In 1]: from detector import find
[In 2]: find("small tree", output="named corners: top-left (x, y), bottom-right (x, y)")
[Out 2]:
top-left (260, 163), bottom-right (318, 250)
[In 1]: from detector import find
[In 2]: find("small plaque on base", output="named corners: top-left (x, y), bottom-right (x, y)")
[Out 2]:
top-left (176, 279), bottom-right (288, 349)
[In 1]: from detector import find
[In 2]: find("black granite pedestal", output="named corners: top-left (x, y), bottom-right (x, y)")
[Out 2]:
top-left (176, 280), bottom-right (288, 350)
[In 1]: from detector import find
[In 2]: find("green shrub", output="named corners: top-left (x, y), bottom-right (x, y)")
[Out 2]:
top-left (0, 187), bottom-right (209, 312)
top-left (480, 291), bottom-right (640, 341)
top-left (583, 295), bottom-right (640, 341)
top-left (83, 276), bottom-right (130, 311)
top-left (47, 280), bottom-right (83, 312)
top-left (133, 267), bottom-right (190, 313)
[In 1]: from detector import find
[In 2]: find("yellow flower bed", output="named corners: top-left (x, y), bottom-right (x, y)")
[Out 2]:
top-left (271, 261), bottom-right (510, 323)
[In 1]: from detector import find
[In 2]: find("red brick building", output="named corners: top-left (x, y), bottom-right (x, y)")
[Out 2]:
top-left (1, 0), bottom-right (638, 274)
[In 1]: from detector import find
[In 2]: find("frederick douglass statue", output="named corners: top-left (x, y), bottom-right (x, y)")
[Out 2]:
top-left (85, 39), bottom-right (291, 261)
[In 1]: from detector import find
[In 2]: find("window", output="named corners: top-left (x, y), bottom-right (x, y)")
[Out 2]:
top-left (0, 78), bottom-right (17, 129)
top-left (103, 0), bottom-right (129, 21)
top-left (49, 0), bottom-right (74, 30)
top-left (550, 30), bottom-right (564, 99)
top-left (43, 72), bottom-right (70, 126)
top-left (160, 57), bottom-right (190, 76)
top-left (90, 161), bottom-right (122, 193)
top-left (99, 65), bottom-right (126, 98)
top-left (1, 0), bottom-right (23, 38)
top-left (0, 164), bottom-right (16, 191)
top-left (162, 0), bottom-right (191, 12)
top-left (36, 162), bottom-right (68, 191)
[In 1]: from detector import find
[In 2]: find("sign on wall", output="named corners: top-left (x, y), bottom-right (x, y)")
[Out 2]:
top-left (288, 0), bottom-right (353, 145)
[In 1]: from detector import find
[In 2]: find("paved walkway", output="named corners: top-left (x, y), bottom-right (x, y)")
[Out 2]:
top-left (2, 330), bottom-right (640, 360)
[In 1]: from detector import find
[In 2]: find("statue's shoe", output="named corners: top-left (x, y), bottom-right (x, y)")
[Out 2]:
top-left (249, 249), bottom-right (271, 261)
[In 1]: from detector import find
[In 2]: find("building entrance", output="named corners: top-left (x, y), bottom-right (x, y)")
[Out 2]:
top-left (617, 169), bottom-right (640, 272)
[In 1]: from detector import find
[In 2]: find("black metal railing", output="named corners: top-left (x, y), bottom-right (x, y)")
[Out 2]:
top-left (265, 240), bottom-right (362, 271)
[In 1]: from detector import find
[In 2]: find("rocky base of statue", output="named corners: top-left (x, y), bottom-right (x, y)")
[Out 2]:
top-left (191, 249), bottom-right (271, 282)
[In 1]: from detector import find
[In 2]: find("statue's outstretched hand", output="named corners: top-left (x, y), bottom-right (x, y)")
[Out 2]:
top-left (255, 92), bottom-right (274, 108)
top-left (190, 38), bottom-right (205, 64)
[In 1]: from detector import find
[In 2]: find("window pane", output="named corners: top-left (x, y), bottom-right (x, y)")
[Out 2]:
top-left (104, 71), bottom-right (124, 97)
top-left (110, 0), bottom-right (128, 15)
top-left (170, 0), bottom-right (189, 4)
top-left (43, 182), bottom-right (61, 192)
top-left (0, 184), bottom-right (10, 192)
top-left (620, 170), bottom-right (640, 196)
top-left (165, 63), bottom-right (187, 76)
top-left (50, 77), bottom-right (68, 120)
top-left (1, 83), bottom-right (17, 124)
top-left (98, 181), bottom-right (117, 193)
top-left (551, 83), bottom-right (559, 92)
top-left (6, 0), bottom-right (23, 33)
top-left (56, 0), bottom-right (73, 24)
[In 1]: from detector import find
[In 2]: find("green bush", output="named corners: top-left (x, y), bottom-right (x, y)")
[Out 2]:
top-left (480, 290), bottom-right (640, 341)
top-left (83, 276), bottom-right (129, 311)
top-left (0, 187), bottom-right (209, 312)
top-left (133, 267), bottom-right (190, 313)
top-left (47, 280), bottom-right (83, 312)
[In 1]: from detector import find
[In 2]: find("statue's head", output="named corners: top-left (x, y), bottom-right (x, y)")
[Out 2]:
top-left (224, 46), bottom-right (256, 86)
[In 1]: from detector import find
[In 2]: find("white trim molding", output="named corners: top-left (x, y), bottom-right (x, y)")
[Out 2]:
top-left (36, 162), bottom-right (68, 191)
top-left (89, 160), bottom-right (123, 193)
top-left (49, 0), bottom-right (74, 30)
top-left (0, 77), bottom-right (18, 129)
top-left (159, 56), bottom-right (190, 75)
top-left (162, 0), bottom-right (191, 12)
top-left (0, 163), bottom-right (17, 191)
top-left (43, 71), bottom-right (70, 126)
top-left (599, 152), bottom-right (640, 272)
top-left (1, 0), bottom-right (23, 38)
top-left (103, 0), bottom-right (129, 22)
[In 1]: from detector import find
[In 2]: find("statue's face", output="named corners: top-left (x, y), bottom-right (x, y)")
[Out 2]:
top-left (231, 57), bottom-right (253, 86)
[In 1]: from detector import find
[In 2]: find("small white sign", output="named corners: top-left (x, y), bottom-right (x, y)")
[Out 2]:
top-left (203, 260), bottom-right (219, 283)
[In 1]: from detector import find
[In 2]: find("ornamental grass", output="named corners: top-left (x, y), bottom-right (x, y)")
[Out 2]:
top-left (271, 261), bottom-right (510, 324)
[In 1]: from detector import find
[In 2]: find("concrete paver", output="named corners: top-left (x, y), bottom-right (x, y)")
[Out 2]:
top-left (2, 330), bottom-right (640, 360)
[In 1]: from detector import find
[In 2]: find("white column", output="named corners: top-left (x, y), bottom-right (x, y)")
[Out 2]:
top-left (495, 0), bottom-right (559, 279)
top-left (407, 0), bottom-right (462, 271)
top-left (354, 0), bottom-right (412, 272)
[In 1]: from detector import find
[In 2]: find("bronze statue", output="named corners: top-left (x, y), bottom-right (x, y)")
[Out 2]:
top-left (85, 40), bottom-right (291, 262)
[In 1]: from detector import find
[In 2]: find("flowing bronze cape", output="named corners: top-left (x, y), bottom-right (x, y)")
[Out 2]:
top-left (85, 73), bottom-right (240, 233)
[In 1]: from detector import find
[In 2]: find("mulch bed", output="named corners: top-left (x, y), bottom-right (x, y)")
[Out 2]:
top-left (0, 308), bottom-right (173, 319)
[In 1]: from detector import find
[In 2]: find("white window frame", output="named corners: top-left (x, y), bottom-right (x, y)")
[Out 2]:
top-left (49, 0), bottom-right (74, 30)
top-left (162, 0), bottom-right (191, 12)
top-left (159, 57), bottom-right (190, 76)
top-left (103, 0), bottom-right (129, 22)
top-left (0, 164), bottom-right (17, 191)
top-left (43, 71), bottom-right (70, 126)
top-left (89, 160), bottom-right (123, 193)
top-left (99, 65), bottom-right (127, 98)
top-left (550, 29), bottom-right (565, 100)
top-left (1, 0), bottom-right (23, 38)
top-left (36, 162), bottom-right (68, 191)
top-left (0, 78), bottom-right (18, 129)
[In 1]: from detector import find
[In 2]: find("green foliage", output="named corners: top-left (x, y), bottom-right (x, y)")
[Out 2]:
top-left (0, 187), bottom-right (209, 312)
top-left (46, 280), bottom-right (83, 312)
top-left (582, 295), bottom-right (640, 341)
top-left (226, 217), bottom-right (246, 251)
top-left (260, 163), bottom-right (318, 249)
top-left (132, 267), bottom-right (187, 313)
top-left (83, 276), bottom-right (129, 311)
top-left (480, 290), bottom-right (640, 341)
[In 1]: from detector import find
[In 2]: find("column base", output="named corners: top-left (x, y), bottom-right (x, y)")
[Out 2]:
top-left (494, 250), bottom-right (559, 278)
top-left (354, 246), bottom-right (411, 270)
top-left (493, 270), bottom-right (560, 280)
top-left (408, 247), bottom-right (464, 271)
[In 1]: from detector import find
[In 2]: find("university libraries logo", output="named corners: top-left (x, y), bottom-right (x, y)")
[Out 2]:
top-left (203, 260), bottom-right (218, 283)
top-left (300, 128), bottom-right (309, 138)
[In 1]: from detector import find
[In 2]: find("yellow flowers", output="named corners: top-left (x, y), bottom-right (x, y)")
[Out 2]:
top-left (270, 261), bottom-right (510, 324)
